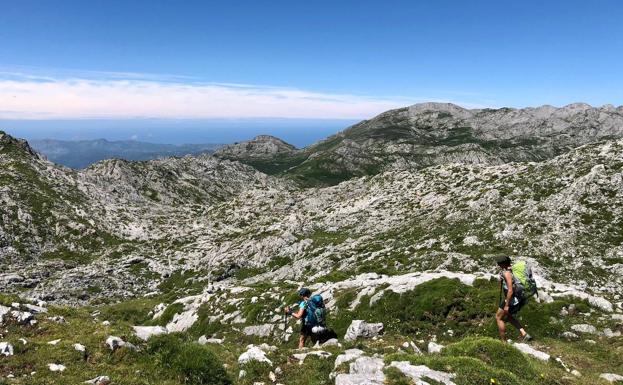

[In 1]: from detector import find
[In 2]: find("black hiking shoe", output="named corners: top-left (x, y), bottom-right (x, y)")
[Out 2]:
top-left (520, 334), bottom-right (533, 342)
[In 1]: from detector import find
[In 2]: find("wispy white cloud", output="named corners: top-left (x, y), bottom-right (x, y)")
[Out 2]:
top-left (0, 70), bottom-right (485, 120)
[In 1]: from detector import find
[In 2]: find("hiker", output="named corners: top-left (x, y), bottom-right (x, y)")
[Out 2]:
top-left (495, 255), bottom-right (532, 342)
top-left (285, 288), bottom-right (332, 348)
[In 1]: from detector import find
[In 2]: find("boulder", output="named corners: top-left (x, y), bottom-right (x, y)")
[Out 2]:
top-left (47, 316), bottom-right (67, 323)
top-left (24, 304), bottom-right (47, 314)
top-left (48, 363), bottom-right (66, 372)
top-left (84, 376), bottom-right (111, 385)
top-left (321, 338), bottom-right (340, 347)
top-left (11, 310), bottom-right (33, 324)
top-left (571, 324), bottom-right (598, 334)
top-left (198, 335), bottom-right (223, 345)
top-left (238, 345), bottom-right (272, 365)
top-left (513, 343), bottom-right (550, 361)
top-left (427, 341), bottom-right (444, 354)
top-left (166, 309), bottom-right (198, 333)
top-left (106, 336), bottom-right (126, 350)
top-left (335, 356), bottom-right (385, 385)
top-left (0, 342), bottom-right (14, 356)
top-left (604, 328), bottom-right (622, 338)
top-left (0, 305), bottom-right (10, 324)
top-left (562, 332), bottom-right (579, 339)
top-left (243, 324), bottom-right (274, 337)
top-left (133, 326), bottom-right (167, 341)
top-left (291, 350), bottom-right (331, 364)
top-left (389, 361), bottom-right (457, 385)
top-left (600, 373), bottom-right (623, 383)
top-left (334, 349), bottom-right (365, 369)
top-left (344, 320), bottom-right (384, 341)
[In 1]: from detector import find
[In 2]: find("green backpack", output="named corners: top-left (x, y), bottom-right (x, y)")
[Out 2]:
top-left (511, 260), bottom-right (538, 299)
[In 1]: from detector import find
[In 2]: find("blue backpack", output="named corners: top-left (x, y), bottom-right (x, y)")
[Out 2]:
top-left (305, 295), bottom-right (327, 327)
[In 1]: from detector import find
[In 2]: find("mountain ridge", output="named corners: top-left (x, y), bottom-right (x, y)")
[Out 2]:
top-left (214, 102), bottom-right (623, 186)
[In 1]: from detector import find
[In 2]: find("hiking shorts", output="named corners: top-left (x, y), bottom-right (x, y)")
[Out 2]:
top-left (499, 298), bottom-right (525, 315)
top-left (300, 324), bottom-right (313, 337)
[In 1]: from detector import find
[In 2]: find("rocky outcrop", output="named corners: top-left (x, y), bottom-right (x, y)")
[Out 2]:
top-left (344, 320), bottom-right (384, 341)
top-left (215, 135), bottom-right (298, 159)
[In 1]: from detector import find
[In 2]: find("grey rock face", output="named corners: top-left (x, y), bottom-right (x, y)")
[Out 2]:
top-left (242, 324), bottom-right (275, 337)
top-left (344, 320), bottom-right (384, 341)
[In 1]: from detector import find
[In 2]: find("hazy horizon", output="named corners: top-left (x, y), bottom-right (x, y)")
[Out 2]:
top-left (1, 118), bottom-right (358, 148)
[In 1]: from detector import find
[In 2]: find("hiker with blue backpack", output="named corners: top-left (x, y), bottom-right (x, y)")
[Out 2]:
top-left (495, 255), bottom-right (538, 342)
top-left (285, 288), bottom-right (328, 348)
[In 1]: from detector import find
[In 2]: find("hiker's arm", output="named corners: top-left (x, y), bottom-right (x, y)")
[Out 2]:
top-left (291, 307), bottom-right (305, 319)
top-left (503, 272), bottom-right (514, 311)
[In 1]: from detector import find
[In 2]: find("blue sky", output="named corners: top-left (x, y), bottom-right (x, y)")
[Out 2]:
top-left (1, 0), bottom-right (622, 144)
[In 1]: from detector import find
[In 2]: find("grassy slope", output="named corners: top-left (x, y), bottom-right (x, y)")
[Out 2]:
top-left (1, 277), bottom-right (620, 385)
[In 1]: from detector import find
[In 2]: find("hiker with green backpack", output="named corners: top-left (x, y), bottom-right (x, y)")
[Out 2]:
top-left (495, 256), bottom-right (538, 343)
top-left (284, 288), bottom-right (329, 348)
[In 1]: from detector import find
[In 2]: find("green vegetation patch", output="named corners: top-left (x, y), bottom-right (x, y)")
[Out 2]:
top-left (147, 334), bottom-right (231, 385)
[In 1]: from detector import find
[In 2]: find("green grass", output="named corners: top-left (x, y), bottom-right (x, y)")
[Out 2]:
top-left (147, 334), bottom-right (232, 385)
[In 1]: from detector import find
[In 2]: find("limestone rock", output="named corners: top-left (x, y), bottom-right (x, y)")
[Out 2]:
top-left (389, 361), bottom-right (457, 385)
top-left (344, 320), bottom-right (384, 341)
top-left (198, 335), bottom-right (223, 345)
top-left (600, 373), bottom-right (623, 383)
top-left (513, 343), bottom-right (550, 361)
top-left (133, 325), bottom-right (168, 341)
top-left (84, 375), bottom-right (111, 385)
top-left (106, 336), bottom-right (126, 350)
top-left (48, 363), bottom-right (66, 372)
top-left (427, 341), bottom-right (445, 354)
top-left (243, 324), bottom-right (275, 338)
top-left (238, 345), bottom-right (272, 365)
top-left (335, 356), bottom-right (385, 385)
top-left (571, 324), bottom-right (598, 334)
top-left (0, 342), bottom-right (14, 356)
top-left (334, 349), bottom-right (365, 369)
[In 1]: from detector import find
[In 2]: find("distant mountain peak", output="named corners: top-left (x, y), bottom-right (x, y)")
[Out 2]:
top-left (216, 134), bottom-right (298, 159)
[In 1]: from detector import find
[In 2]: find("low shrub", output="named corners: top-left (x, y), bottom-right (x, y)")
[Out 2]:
top-left (99, 298), bottom-right (160, 324)
top-left (147, 334), bottom-right (231, 385)
top-left (386, 353), bottom-right (523, 385)
top-left (442, 337), bottom-right (535, 379)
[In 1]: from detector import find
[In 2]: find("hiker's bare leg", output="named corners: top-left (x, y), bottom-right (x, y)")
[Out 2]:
top-left (298, 334), bottom-right (306, 349)
top-left (495, 308), bottom-right (507, 341)
top-left (506, 314), bottom-right (527, 337)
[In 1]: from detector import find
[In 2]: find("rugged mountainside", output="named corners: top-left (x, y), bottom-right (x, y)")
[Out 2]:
top-left (30, 138), bottom-right (223, 168)
top-left (215, 103), bottom-right (623, 185)
top-left (1, 127), bottom-right (622, 307)
top-left (1, 104), bottom-right (623, 385)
